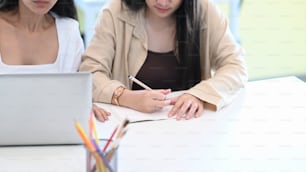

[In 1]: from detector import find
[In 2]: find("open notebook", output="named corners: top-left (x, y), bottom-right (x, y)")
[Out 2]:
top-left (94, 91), bottom-right (184, 139)
top-left (0, 73), bottom-right (92, 146)
top-left (95, 91), bottom-right (185, 122)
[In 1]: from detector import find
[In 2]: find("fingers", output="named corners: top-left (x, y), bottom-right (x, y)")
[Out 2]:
top-left (176, 100), bottom-right (192, 120)
top-left (185, 102), bottom-right (199, 120)
top-left (143, 98), bottom-right (171, 113)
top-left (168, 94), bottom-right (204, 120)
top-left (93, 105), bottom-right (111, 122)
top-left (150, 89), bottom-right (172, 101)
top-left (151, 93), bottom-right (167, 101)
top-left (159, 89), bottom-right (171, 95)
top-left (136, 90), bottom-right (171, 113)
top-left (169, 97), bottom-right (177, 105)
top-left (155, 99), bottom-right (171, 110)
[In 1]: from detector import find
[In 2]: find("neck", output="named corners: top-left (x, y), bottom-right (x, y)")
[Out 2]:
top-left (16, 2), bottom-right (53, 33)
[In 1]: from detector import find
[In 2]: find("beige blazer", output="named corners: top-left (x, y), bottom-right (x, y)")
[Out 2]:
top-left (79, 0), bottom-right (248, 110)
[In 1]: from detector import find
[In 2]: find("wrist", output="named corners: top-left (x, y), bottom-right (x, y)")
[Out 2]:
top-left (117, 89), bottom-right (135, 109)
top-left (111, 86), bottom-right (125, 106)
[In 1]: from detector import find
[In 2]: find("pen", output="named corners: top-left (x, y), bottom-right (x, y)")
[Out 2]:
top-left (128, 75), bottom-right (152, 90)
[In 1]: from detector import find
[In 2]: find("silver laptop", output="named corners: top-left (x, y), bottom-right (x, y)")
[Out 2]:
top-left (0, 73), bottom-right (92, 146)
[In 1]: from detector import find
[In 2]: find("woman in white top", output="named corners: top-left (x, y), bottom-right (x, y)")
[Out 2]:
top-left (0, 0), bottom-right (110, 121)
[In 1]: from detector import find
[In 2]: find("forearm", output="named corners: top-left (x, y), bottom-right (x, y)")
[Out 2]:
top-left (117, 89), bottom-right (140, 110)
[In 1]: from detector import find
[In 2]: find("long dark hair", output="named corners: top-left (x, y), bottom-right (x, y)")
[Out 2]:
top-left (123, 0), bottom-right (201, 89)
top-left (0, 0), bottom-right (78, 20)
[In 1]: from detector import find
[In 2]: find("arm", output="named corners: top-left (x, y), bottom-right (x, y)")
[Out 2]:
top-left (185, 0), bottom-right (248, 110)
top-left (79, 5), bottom-right (171, 113)
top-left (79, 9), bottom-right (120, 103)
top-left (168, 0), bottom-right (247, 120)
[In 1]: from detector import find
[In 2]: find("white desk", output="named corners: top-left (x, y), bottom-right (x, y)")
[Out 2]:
top-left (115, 76), bottom-right (306, 171)
top-left (0, 146), bottom-right (86, 172)
top-left (1, 76), bottom-right (305, 171)
top-left (74, 0), bottom-right (241, 45)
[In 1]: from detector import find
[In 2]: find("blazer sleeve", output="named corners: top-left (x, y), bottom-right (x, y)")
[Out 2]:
top-left (186, 0), bottom-right (248, 110)
top-left (79, 8), bottom-right (124, 103)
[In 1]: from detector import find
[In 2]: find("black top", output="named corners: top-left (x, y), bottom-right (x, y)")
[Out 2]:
top-left (132, 50), bottom-right (186, 91)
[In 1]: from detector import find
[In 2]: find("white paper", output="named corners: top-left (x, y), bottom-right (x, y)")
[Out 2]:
top-left (94, 91), bottom-right (184, 139)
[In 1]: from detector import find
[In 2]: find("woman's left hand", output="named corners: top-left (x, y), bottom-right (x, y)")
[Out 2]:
top-left (168, 93), bottom-right (204, 120)
top-left (92, 104), bottom-right (111, 122)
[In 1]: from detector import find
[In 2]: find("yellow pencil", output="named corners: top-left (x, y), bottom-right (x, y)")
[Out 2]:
top-left (92, 113), bottom-right (100, 145)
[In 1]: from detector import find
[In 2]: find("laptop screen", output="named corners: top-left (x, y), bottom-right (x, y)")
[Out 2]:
top-left (0, 73), bottom-right (92, 146)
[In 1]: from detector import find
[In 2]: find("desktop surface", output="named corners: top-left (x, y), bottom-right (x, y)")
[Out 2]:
top-left (115, 76), bottom-right (306, 171)
top-left (0, 76), bottom-right (305, 171)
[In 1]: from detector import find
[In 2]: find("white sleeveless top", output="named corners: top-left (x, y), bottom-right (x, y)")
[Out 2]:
top-left (0, 14), bottom-right (84, 73)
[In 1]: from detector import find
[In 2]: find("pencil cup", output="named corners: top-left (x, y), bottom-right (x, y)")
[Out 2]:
top-left (86, 146), bottom-right (117, 172)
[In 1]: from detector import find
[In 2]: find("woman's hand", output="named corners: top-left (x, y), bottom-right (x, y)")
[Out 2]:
top-left (119, 89), bottom-right (172, 113)
top-left (168, 93), bottom-right (204, 120)
top-left (92, 104), bottom-right (111, 122)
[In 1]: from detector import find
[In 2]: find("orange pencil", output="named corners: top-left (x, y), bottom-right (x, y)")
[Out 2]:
top-left (75, 121), bottom-right (95, 151)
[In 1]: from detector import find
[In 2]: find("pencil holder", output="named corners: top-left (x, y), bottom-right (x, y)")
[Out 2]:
top-left (86, 145), bottom-right (117, 172)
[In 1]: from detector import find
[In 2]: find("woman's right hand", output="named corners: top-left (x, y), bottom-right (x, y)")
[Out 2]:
top-left (119, 89), bottom-right (171, 113)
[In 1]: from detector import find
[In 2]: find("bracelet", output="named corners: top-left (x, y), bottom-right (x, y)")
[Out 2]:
top-left (112, 86), bottom-right (125, 106)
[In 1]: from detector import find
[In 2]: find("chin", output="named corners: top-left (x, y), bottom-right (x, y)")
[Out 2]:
top-left (153, 10), bottom-right (174, 18)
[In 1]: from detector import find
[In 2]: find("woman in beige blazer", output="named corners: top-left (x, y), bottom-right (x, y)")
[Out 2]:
top-left (79, 0), bottom-right (248, 120)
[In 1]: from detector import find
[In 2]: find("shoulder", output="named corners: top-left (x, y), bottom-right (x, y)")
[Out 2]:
top-left (50, 12), bottom-right (79, 30)
top-left (102, 0), bottom-right (124, 14)
top-left (54, 16), bottom-right (80, 30)
top-left (198, 0), bottom-right (209, 9)
top-left (52, 14), bottom-right (83, 48)
top-left (97, 0), bottom-right (139, 26)
top-left (198, 0), bottom-right (225, 26)
top-left (199, 0), bottom-right (225, 15)
top-left (99, 0), bottom-right (136, 19)
top-left (53, 15), bottom-right (82, 39)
